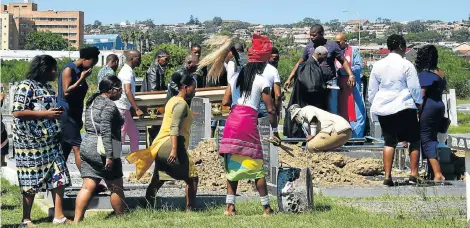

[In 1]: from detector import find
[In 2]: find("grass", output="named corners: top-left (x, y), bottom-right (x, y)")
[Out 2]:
top-left (449, 112), bottom-right (470, 134)
top-left (0, 178), bottom-right (465, 228)
top-left (456, 98), bottom-right (470, 105)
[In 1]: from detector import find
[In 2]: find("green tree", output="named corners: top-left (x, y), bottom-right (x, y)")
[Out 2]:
top-left (437, 47), bottom-right (470, 98)
top-left (405, 31), bottom-right (443, 42)
top-left (121, 30), bottom-right (130, 50)
top-left (212, 17), bottom-right (223, 26)
top-left (406, 20), bottom-right (426, 33)
top-left (294, 17), bottom-right (321, 28)
top-left (386, 22), bottom-right (405, 35)
top-left (24, 31), bottom-right (68, 50)
top-left (451, 29), bottom-right (470, 42)
top-left (93, 20), bottom-right (102, 28)
top-left (188, 15), bottom-right (196, 25)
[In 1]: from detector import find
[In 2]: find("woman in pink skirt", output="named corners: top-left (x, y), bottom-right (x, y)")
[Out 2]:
top-left (220, 34), bottom-right (280, 216)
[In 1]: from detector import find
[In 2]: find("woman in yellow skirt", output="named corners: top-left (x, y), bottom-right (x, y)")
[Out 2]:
top-left (126, 67), bottom-right (198, 211)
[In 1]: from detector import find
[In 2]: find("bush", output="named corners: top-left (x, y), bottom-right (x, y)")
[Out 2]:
top-left (437, 47), bottom-right (470, 98)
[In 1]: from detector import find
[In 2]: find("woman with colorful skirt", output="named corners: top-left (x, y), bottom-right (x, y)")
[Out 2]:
top-left (12, 55), bottom-right (72, 226)
top-left (126, 69), bottom-right (199, 211)
top-left (220, 34), bottom-right (281, 216)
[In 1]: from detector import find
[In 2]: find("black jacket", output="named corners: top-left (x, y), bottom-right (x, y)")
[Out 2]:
top-left (141, 63), bottom-right (166, 92)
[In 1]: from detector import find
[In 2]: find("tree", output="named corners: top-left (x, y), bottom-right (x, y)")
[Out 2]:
top-left (294, 17), bottom-right (321, 27)
top-left (437, 47), bottom-right (470, 98)
top-left (451, 29), bottom-right (470, 42)
top-left (386, 22), bottom-right (405, 35)
top-left (188, 15), bottom-right (196, 25)
top-left (135, 44), bottom-right (188, 79)
top-left (151, 28), bottom-right (171, 45)
top-left (24, 31), bottom-right (68, 50)
top-left (405, 31), bottom-right (443, 42)
top-left (406, 20), bottom-right (426, 33)
top-left (93, 20), bottom-right (102, 28)
top-left (121, 30), bottom-right (130, 50)
top-left (143, 30), bottom-right (151, 52)
top-left (326, 19), bottom-right (342, 32)
top-left (212, 17), bottom-right (223, 27)
top-left (195, 17), bottom-right (200, 25)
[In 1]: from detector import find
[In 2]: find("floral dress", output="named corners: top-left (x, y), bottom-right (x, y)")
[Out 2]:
top-left (12, 79), bottom-right (71, 194)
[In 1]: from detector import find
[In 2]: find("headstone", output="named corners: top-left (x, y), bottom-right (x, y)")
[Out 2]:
top-left (443, 90), bottom-right (458, 126)
top-left (257, 117), bottom-right (278, 190)
top-left (216, 126), bottom-right (224, 149)
top-left (189, 97), bottom-right (211, 150)
top-left (277, 167), bottom-right (314, 213)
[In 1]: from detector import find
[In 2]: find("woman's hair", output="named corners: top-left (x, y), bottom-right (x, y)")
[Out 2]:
top-left (236, 62), bottom-right (267, 99)
top-left (387, 34), bottom-right (406, 51)
top-left (171, 69), bottom-right (195, 89)
top-left (80, 47), bottom-right (100, 60)
top-left (415, 45), bottom-right (439, 73)
top-left (27, 55), bottom-right (57, 81)
top-left (230, 46), bottom-right (241, 66)
top-left (86, 75), bottom-right (122, 108)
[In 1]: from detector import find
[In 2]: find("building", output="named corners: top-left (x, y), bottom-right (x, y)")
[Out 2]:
top-left (0, 1), bottom-right (84, 49)
top-left (84, 34), bottom-right (135, 50)
top-left (1, 12), bottom-right (19, 50)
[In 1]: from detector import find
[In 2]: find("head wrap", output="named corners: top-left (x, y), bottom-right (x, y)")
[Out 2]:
top-left (248, 34), bottom-right (272, 63)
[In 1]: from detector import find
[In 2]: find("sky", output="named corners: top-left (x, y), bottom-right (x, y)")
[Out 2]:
top-left (6, 0), bottom-right (470, 25)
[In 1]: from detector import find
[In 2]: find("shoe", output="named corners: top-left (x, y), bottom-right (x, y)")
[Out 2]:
top-left (52, 217), bottom-right (70, 224)
top-left (19, 221), bottom-right (34, 227)
top-left (408, 176), bottom-right (421, 184)
top-left (383, 178), bottom-right (394, 187)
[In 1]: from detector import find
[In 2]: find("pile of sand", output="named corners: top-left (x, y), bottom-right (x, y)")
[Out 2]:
top-left (127, 140), bottom-right (386, 190)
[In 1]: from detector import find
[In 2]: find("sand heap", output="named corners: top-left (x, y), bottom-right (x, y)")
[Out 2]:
top-left (127, 140), bottom-right (385, 190)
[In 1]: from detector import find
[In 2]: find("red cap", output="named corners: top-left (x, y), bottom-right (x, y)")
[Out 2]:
top-left (248, 34), bottom-right (272, 62)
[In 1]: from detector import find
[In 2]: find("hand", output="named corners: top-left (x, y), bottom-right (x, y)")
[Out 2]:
top-left (168, 149), bottom-right (178, 164)
top-left (401, 142), bottom-right (409, 148)
top-left (306, 135), bottom-right (314, 142)
top-left (105, 159), bottom-right (113, 170)
top-left (135, 108), bottom-right (144, 117)
top-left (271, 133), bottom-right (281, 146)
top-left (43, 110), bottom-right (63, 119)
top-left (283, 79), bottom-right (292, 90)
top-left (347, 76), bottom-right (356, 87)
top-left (80, 68), bottom-right (92, 79)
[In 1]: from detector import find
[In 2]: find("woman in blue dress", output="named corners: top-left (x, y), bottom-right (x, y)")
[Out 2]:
top-left (58, 47), bottom-right (100, 170)
top-left (415, 45), bottom-right (446, 181)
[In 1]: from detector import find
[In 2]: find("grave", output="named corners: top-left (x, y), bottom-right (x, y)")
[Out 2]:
top-left (189, 97), bottom-right (211, 150)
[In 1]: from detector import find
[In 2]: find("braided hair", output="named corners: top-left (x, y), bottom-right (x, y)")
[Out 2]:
top-left (236, 62), bottom-right (267, 100)
top-left (415, 45), bottom-right (438, 73)
top-left (387, 34), bottom-right (406, 51)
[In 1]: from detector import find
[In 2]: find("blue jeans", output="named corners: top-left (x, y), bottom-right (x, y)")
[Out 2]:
top-left (258, 101), bottom-right (268, 118)
top-left (350, 80), bottom-right (366, 138)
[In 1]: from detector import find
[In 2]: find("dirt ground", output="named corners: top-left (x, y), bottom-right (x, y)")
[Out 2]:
top-left (127, 140), bottom-right (388, 190)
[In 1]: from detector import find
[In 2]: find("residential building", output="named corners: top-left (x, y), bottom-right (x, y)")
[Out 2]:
top-left (1, 12), bottom-right (19, 50)
top-left (0, 1), bottom-right (84, 49)
top-left (84, 34), bottom-right (135, 50)
top-left (346, 19), bottom-right (369, 25)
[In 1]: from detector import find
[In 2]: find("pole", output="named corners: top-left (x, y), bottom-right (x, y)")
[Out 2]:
top-left (357, 12), bottom-right (361, 51)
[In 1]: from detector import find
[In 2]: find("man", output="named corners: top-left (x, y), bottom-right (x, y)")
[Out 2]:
top-left (115, 50), bottom-right (143, 153)
top-left (258, 47), bottom-right (282, 119)
top-left (284, 24), bottom-right (356, 114)
top-left (335, 33), bottom-right (366, 138)
top-left (288, 104), bottom-right (352, 152)
top-left (284, 46), bottom-right (329, 139)
top-left (167, 54), bottom-right (199, 99)
top-left (191, 44), bottom-right (202, 57)
top-left (141, 49), bottom-right (169, 92)
top-left (97, 54), bottom-right (119, 89)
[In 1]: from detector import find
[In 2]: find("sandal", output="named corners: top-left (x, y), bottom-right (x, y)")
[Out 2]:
top-left (408, 176), bottom-right (422, 184)
top-left (19, 221), bottom-right (34, 227)
top-left (52, 217), bottom-right (71, 224)
top-left (383, 178), bottom-right (394, 187)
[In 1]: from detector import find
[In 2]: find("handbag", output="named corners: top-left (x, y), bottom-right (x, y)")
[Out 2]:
top-left (90, 100), bottom-right (122, 158)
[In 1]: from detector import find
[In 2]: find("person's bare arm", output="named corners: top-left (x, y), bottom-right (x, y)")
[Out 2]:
top-left (62, 68), bottom-right (91, 97)
top-left (284, 57), bottom-right (305, 89)
top-left (222, 86), bottom-right (232, 107)
top-left (13, 110), bottom-right (62, 120)
top-left (262, 87), bottom-right (280, 144)
top-left (123, 83), bottom-right (142, 116)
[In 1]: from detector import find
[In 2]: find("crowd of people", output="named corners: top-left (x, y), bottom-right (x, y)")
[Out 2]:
top-left (4, 22), bottom-right (449, 226)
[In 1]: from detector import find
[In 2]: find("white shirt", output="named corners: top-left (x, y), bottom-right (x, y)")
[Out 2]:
top-left (298, 106), bottom-right (351, 134)
top-left (114, 63), bottom-right (136, 110)
top-left (229, 73), bottom-right (270, 111)
top-left (263, 63), bottom-right (281, 87)
top-left (225, 61), bottom-right (236, 81)
top-left (368, 53), bottom-right (422, 116)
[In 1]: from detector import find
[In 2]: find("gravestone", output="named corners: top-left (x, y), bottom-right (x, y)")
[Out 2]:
top-left (443, 90), bottom-right (458, 126)
top-left (189, 97), bottom-right (211, 150)
top-left (258, 117), bottom-right (278, 190)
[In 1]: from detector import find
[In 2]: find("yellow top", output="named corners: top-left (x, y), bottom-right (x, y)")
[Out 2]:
top-left (126, 96), bottom-right (194, 179)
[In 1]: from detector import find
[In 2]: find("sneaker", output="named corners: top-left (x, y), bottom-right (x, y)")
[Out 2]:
top-left (408, 176), bottom-right (421, 184)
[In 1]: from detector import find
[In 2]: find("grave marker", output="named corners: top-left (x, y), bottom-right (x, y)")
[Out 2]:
top-left (189, 97), bottom-right (211, 150)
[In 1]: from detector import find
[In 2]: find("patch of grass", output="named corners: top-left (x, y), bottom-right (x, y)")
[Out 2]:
top-left (449, 112), bottom-right (470, 134)
top-left (1, 178), bottom-right (465, 228)
top-left (457, 98), bottom-right (470, 105)
top-left (0, 178), bottom-right (48, 227)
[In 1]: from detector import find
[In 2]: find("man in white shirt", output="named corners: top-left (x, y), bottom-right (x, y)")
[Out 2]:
top-left (115, 50), bottom-right (143, 153)
top-left (368, 34), bottom-right (422, 186)
top-left (258, 47), bottom-right (282, 119)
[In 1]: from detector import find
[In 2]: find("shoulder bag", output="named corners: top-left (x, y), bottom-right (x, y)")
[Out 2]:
top-left (90, 100), bottom-right (122, 158)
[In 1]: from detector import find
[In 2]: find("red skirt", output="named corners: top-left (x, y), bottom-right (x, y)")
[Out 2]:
top-left (219, 105), bottom-right (263, 159)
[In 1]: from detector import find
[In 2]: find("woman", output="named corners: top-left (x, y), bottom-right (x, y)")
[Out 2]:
top-left (288, 104), bottom-right (352, 152)
top-left (12, 55), bottom-right (71, 226)
top-left (58, 47), bottom-right (100, 170)
top-left (368, 34), bottom-right (423, 186)
top-left (220, 34), bottom-right (280, 216)
top-left (74, 76), bottom-right (126, 223)
top-left (127, 70), bottom-right (199, 211)
top-left (415, 45), bottom-right (446, 182)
